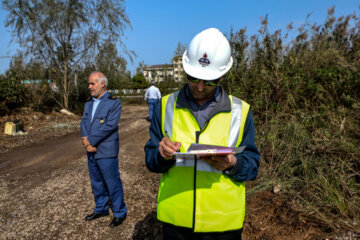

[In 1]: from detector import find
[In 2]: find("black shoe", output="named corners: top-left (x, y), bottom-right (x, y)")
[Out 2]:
top-left (109, 217), bottom-right (126, 227)
top-left (85, 212), bottom-right (109, 221)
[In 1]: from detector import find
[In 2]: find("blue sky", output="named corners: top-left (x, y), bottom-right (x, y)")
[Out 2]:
top-left (0, 0), bottom-right (359, 76)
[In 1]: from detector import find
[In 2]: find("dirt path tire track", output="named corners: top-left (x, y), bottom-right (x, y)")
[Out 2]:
top-left (0, 131), bottom-right (83, 176)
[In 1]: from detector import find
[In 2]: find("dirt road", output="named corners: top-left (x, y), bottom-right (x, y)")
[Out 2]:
top-left (0, 105), bottom-right (331, 239)
top-left (0, 105), bottom-right (162, 239)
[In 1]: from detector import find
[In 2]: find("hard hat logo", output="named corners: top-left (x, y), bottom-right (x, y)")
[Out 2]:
top-left (198, 53), bottom-right (211, 67)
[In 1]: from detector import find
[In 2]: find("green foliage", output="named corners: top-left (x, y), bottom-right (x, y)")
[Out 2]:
top-left (256, 108), bottom-right (360, 234)
top-left (158, 76), bottom-right (183, 96)
top-left (3, 0), bottom-right (133, 109)
top-left (225, 7), bottom-right (360, 234)
top-left (95, 40), bottom-right (131, 89)
top-left (0, 54), bottom-right (59, 115)
top-left (0, 76), bottom-right (28, 115)
top-left (131, 73), bottom-right (149, 89)
top-left (28, 81), bottom-right (58, 113)
top-left (67, 66), bottom-right (94, 114)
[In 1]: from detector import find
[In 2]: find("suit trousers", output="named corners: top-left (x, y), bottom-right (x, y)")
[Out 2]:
top-left (87, 154), bottom-right (127, 218)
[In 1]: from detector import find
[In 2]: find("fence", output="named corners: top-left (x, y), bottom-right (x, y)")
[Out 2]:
top-left (107, 89), bottom-right (146, 95)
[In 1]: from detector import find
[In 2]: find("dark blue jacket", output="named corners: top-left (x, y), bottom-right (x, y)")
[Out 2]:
top-left (80, 91), bottom-right (121, 159)
top-left (144, 86), bottom-right (260, 182)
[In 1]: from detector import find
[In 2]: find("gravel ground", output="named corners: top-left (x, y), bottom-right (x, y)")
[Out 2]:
top-left (1, 105), bottom-right (354, 239)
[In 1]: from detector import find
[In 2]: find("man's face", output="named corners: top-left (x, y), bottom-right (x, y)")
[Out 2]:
top-left (188, 78), bottom-right (218, 103)
top-left (88, 74), bottom-right (105, 98)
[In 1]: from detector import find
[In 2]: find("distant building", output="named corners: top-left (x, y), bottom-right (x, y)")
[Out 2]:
top-left (143, 56), bottom-right (185, 83)
top-left (172, 56), bottom-right (185, 82)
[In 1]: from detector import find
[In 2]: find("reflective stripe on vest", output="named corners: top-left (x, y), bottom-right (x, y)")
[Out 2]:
top-left (158, 91), bottom-right (250, 232)
top-left (163, 91), bottom-right (179, 139)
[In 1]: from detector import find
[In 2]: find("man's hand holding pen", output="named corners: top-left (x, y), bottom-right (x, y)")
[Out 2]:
top-left (159, 132), bottom-right (181, 160)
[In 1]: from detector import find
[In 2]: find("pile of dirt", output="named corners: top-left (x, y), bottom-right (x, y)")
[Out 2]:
top-left (0, 108), bottom-right (80, 153)
top-left (244, 189), bottom-right (327, 239)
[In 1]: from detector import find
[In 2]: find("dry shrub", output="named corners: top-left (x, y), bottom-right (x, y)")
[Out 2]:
top-left (224, 7), bottom-right (360, 235)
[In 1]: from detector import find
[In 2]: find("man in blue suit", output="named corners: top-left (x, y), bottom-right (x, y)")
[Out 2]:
top-left (80, 72), bottom-right (127, 228)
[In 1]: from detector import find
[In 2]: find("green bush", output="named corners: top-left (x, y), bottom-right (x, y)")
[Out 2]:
top-left (0, 77), bottom-right (28, 115)
top-left (28, 81), bottom-right (59, 113)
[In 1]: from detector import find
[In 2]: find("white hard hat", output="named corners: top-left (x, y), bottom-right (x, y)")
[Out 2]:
top-left (182, 28), bottom-right (233, 80)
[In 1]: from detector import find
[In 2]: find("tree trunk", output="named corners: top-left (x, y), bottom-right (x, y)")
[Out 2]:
top-left (63, 63), bottom-right (69, 110)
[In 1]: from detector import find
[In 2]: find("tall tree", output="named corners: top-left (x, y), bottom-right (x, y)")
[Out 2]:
top-left (3, 0), bottom-right (133, 109)
top-left (131, 73), bottom-right (148, 89)
top-left (5, 54), bottom-right (26, 81)
top-left (95, 40), bottom-right (130, 89)
top-left (136, 60), bottom-right (146, 75)
top-left (174, 42), bottom-right (186, 57)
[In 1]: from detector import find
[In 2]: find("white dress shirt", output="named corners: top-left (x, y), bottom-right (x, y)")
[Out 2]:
top-left (144, 86), bottom-right (161, 101)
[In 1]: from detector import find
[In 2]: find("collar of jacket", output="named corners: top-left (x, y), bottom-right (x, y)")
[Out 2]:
top-left (94, 91), bottom-right (109, 100)
top-left (88, 91), bottom-right (110, 102)
top-left (176, 84), bottom-right (232, 120)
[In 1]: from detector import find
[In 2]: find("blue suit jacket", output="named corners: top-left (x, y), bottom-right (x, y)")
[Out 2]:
top-left (80, 92), bottom-right (121, 159)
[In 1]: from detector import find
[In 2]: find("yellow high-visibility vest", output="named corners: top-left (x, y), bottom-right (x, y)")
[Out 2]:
top-left (157, 91), bottom-right (250, 232)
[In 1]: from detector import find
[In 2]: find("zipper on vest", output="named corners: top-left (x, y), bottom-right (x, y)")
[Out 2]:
top-left (190, 116), bottom-right (217, 231)
top-left (195, 131), bottom-right (201, 143)
top-left (192, 154), bottom-right (198, 231)
top-left (186, 106), bottom-right (229, 230)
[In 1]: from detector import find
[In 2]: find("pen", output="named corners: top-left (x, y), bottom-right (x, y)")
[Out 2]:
top-left (165, 130), bottom-right (181, 155)
top-left (165, 131), bottom-right (180, 157)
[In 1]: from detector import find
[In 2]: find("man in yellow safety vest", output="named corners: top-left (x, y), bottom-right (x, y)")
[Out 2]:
top-left (145, 28), bottom-right (260, 240)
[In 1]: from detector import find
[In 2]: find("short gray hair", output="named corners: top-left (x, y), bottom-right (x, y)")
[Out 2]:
top-left (90, 71), bottom-right (108, 88)
top-left (98, 76), bottom-right (108, 88)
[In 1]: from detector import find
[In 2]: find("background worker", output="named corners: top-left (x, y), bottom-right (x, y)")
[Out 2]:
top-left (145, 28), bottom-right (260, 239)
top-left (80, 72), bottom-right (127, 228)
top-left (144, 81), bottom-right (161, 121)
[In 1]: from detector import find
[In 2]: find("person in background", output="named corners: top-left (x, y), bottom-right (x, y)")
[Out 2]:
top-left (144, 28), bottom-right (260, 239)
top-left (80, 72), bottom-right (127, 228)
top-left (144, 81), bottom-right (161, 121)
